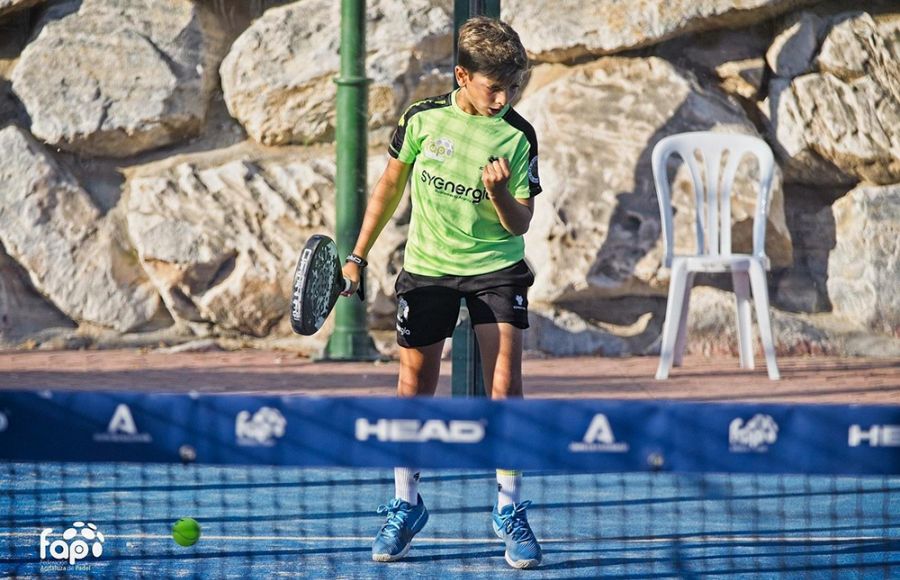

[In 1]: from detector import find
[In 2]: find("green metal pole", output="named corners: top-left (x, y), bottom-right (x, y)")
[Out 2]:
top-left (450, 0), bottom-right (500, 397)
top-left (325, 0), bottom-right (379, 361)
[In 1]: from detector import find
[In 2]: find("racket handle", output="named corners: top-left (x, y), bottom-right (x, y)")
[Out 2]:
top-left (341, 277), bottom-right (365, 301)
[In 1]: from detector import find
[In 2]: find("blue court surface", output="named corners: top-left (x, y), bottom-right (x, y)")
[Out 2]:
top-left (1, 464), bottom-right (898, 578)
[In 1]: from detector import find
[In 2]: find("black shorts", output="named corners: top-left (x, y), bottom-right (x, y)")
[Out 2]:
top-left (394, 260), bottom-right (535, 348)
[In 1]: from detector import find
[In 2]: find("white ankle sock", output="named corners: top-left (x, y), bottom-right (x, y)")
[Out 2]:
top-left (395, 467), bottom-right (420, 505)
top-left (496, 469), bottom-right (521, 509)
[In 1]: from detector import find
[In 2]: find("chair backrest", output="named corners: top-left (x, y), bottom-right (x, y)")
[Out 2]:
top-left (651, 131), bottom-right (775, 267)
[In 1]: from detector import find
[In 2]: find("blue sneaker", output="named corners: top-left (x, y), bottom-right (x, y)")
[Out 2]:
top-left (492, 500), bottom-right (542, 568)
top-left (371, 494), bottom-right (429, 562)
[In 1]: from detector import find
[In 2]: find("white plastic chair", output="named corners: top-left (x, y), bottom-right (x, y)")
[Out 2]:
top-left (652, 131), bottom-right (780, 380)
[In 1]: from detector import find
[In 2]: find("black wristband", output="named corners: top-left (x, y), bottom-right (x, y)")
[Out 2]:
top-left (345, 253), bottom-right (367, 268)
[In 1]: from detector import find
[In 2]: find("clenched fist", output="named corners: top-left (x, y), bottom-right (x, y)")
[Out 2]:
top-left (482, 156), bottom-right (510, 200)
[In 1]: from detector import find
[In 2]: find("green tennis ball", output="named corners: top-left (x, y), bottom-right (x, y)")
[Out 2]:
top-left (172, 517), bottom-right (201, 547)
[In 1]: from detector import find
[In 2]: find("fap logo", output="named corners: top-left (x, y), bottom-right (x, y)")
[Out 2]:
top-left (40, 522), bottom-right (105, 566)
top-left (729, 414), bottom-right (778, 452)
top-left (236, 407), bottom-right (287, 446)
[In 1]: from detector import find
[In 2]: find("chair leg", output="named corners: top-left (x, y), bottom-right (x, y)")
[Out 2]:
top-left (656, 262), bottom-right (688, 380)
top-left (673, 272), bottom-right (695, 367)
top-left (732, 270), bottom-right (753, 369)
top-left (748, 260), bottom-right (780, 380)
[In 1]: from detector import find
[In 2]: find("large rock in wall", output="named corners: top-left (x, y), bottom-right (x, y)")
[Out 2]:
top-left (126, 144), bottom-right (336, 337)
top-left (504, 0), bottom-right (821, 63)
top-left (0, 245), bottom-right (75, 347)
top-left (762, 12), bottom-right (900, 185)
top-left (656, 23), bottom-right (772, 101)
top-left (517, 57), bottom-right (791, 308)
top-left (0, 126), bottom-right (162, 331)
top-left (827, 184), bottom-right (899, 336)
top-left (220, 0), bottom-right (452, 146)
top-left (11, 0), bottom-right (227, 157)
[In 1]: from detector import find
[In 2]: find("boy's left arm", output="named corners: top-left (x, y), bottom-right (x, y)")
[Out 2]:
top-left (482, 157), bottom-right (534, 236)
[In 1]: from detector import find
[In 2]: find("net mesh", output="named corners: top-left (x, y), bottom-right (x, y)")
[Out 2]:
top-left (1, 392), bottom-right (899, 578)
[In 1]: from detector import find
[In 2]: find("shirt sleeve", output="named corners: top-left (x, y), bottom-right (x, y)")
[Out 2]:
top-left (388, 107), bottom-right (420, 163)
top-left (509, 133), bottom-right (541, 199)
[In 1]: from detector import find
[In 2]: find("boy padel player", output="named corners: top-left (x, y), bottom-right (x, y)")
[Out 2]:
top-left (341, 17), bottom-right (542, 569)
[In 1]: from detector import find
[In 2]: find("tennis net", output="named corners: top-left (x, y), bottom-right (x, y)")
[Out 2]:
top-left (1, 391), bottom-right (898, 578)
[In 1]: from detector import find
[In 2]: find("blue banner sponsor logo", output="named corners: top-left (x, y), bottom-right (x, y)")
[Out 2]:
top-left (729, 414), bottom-right (778, 453)
top-left (236, 406), bottom-right (287, 447)
top-left (1, 391), bottom-right (898, 474)
top-left (569, 414), bottom-right (629, 453)
top-left (848, 424), bottom-right (900, 447)
top-left (355, 418), bottom-right (485, 443)
top-left (93, 404), bottom-right (152, 443)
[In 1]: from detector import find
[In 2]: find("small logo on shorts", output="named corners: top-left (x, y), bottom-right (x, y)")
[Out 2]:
top-left (513, 294), bottom-right (526, 311)
top-left (396, 297), bottom-right (411, 336)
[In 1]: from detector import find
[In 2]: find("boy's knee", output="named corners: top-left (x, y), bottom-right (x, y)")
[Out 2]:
top-left (397, 375), bottom-right (426, 397)
top-left (397, 363), bottom-right (440, 396)
top-left (489, 376), bottom-right (523, 400)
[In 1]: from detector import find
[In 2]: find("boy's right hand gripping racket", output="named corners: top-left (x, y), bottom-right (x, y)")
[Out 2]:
top-left (289, 234), bottom-right (363, 336)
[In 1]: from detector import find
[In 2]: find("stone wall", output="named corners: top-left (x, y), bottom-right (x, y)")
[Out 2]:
top-left (0, 0), bottom-right (897, 357)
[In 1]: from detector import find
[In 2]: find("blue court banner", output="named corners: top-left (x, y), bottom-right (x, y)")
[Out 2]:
top-left (0, 390), bottom-right (898, 475)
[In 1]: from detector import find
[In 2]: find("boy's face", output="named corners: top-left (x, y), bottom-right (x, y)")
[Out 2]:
top-left (455, 66), bottom-right (521, 117)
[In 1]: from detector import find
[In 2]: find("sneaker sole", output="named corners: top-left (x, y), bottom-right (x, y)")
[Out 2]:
top-left (505, 551), bottom-right (541, 569)
top-left (372, 543), bottom-right (411, 562)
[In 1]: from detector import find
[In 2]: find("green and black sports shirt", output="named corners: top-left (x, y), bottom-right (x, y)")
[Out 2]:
top-left (389, 89), bottom-right (541, 277)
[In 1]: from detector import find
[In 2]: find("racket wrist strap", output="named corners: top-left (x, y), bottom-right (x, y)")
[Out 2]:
top-left (344, 254), bottom-right (366, 301)
top-left (345, 253), bottom-right (367, 268)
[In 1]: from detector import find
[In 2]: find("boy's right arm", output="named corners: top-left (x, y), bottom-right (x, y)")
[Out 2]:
top-left (341, 157), bottom-right (412, 295)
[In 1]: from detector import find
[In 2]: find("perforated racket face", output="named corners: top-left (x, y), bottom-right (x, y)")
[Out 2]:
top-left (289, 235), bottom-right (343, 335)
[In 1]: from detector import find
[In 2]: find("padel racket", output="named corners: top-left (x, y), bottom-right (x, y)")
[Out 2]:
top-left (289, 234), bottom-right (363, 336)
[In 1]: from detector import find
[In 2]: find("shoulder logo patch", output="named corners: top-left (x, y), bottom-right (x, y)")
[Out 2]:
top-left (528, 156), bottom-right (540, 184)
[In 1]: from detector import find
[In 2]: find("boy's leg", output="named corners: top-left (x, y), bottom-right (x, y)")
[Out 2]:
top-left (374, 270), bottom-right (457, 562)
top-left (496, 468), bottom-right (521, 508)
top-left (473, 322), bottom-right (523, 399)
top-left (474, 323), bottom-right (541, 568)
top-left (393, 340), bottom-right (444, 506)
top-left (397, 340), bottom-right (444, 397)
top-left (372, 341), bottom-right (444, 562)
top-left (473, 323), bottom-right (525, 502)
